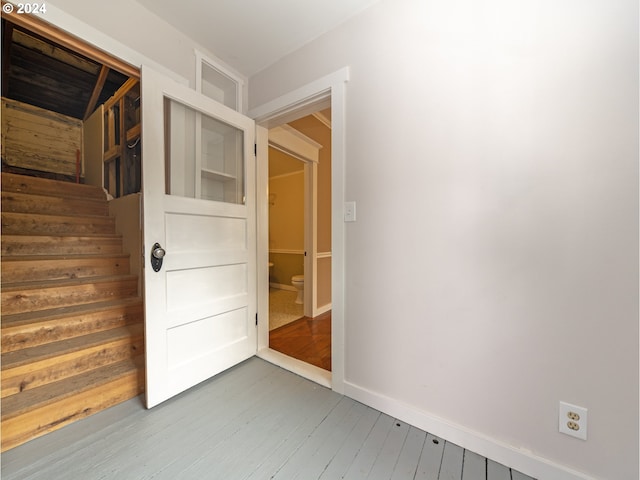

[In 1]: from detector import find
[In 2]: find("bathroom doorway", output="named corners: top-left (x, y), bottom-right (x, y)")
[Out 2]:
top-left (252, 67), bottom-right (347, 390)
top-left (265, 108), bottom-right (333, 372)
top-left (267, 149), bottom-right (306, 327)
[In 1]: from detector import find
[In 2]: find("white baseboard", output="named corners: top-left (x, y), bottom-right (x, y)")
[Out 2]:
top-left (269, 282), bottom-right (296, 292)
top-left (315, 303), bottom-right (332, 316)
top-left (343, 381), bottom-right (595, 480)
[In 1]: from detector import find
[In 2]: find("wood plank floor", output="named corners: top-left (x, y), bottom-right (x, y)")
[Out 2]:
top-left (1, 358), bottom-right (536, 480)
top-left (269, 311), bottom-right (331, 371)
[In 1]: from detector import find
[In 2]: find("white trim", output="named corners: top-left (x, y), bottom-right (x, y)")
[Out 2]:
top-left (249, 68), bottom-right (349, 125)
top-left (252, 66), bottom-right (349, 394)
top-left (312, 112), bottom-right (332, 130)
top-left (268, 120), bottom-right (320, 319)
top-left (269, 283), bottom-right (296, 292)
top-left (315, 303), bottom-right (332, 316)
top-left (343, 381), bottom-right (596, 480)
top-left (269, 249), bottom-right (304, 255)
top-left (269, 170), bottom-right (304, 181)
top-left (195, 49), bottom-right (245, 113)
top-left (252, 95), bottom-right (331, 130)
top-left (305, 159), bottom-right (318, 318)
top-left (272, 125), bottom-right (323, 152)
top-left (256, 126), bottom-right (270, 354)
top-left (269, 144), bottom-right (312, 165)
top-left (258, 348), bottom-right (331, 388)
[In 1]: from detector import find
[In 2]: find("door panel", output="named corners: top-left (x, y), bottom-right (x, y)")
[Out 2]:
top-left (142, 65), bottom-right (256, 408)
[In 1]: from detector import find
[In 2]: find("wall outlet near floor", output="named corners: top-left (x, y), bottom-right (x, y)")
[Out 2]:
top-left (559, 401), bottom-right (587, 440)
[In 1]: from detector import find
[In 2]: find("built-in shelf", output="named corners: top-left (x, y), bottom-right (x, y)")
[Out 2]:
top-left (201, 168), bottom-right (236, 182)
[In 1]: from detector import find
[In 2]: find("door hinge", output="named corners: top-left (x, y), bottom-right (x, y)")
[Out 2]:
top-left (254, 143), bottom-right (257, 156)
top-left (255, 313), bottom-right (258, 326)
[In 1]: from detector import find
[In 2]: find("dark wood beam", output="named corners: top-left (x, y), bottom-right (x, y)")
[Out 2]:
top-left (1, 1), bottom-right (139, 78)
top-left (84, 65), bottom-right (109, 120)
top-left (2, 20), bottom-right (14, 97)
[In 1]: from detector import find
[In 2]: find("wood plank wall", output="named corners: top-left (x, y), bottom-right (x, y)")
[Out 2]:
top-left (1, 97), bottom-right (82, 177)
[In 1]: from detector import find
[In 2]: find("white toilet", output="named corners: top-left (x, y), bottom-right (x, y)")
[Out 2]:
top-left (291, 274), bottom-right (304, 304)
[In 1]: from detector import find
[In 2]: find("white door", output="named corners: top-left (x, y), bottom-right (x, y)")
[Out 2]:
top-left (141, 65), bottom-right (256, 408)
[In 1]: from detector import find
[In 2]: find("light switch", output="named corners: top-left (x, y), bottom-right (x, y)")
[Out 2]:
top-left (344, 201), bottom-right (356, 222)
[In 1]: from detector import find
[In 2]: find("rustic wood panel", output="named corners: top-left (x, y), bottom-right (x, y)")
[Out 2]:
top-left (1, 172), bottom-right (105, 200)
top-left (1, 325), bottom-right (143, 397)
top-left (11, 29), bottom-right (99, 76)
top-left (1, 275), bottom-right (138, 315)
top-left (1, 234), bottom-right (123, 256)
top-left (1, 358), bottom-right (144, 452)
top-left (2, 10), bottom-right (140, 79)
top-left (1, 97), bottom-right (82, 176)
top-left (83, 106), bottom-right (104, 189)
top-left (1, 212), bottom-right (115, 236)
top-left (1, 254), bottom-right (130, 283)
top-left (0, 172), bottom-right (144, 453)
top-left (4, 15), bottom-right (134, 120)
top-left (1, 191), bottom-right (108, 216)
top-left (1, 298), bottom-right (143, 353)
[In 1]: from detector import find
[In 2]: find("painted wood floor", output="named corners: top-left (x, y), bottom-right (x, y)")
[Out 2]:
top-left (1, 358), bottom-right (535, 480)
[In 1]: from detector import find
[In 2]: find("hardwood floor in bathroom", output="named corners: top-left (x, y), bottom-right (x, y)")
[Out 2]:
top-left (269, 311), bottom-right (331, 371)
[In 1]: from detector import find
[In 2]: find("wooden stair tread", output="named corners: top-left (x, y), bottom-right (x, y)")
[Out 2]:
top-left (1, 298), bottom-right (143, 328)
top-left (1, 191), bottom-right (106, 205)
top-left (2, 274), bottom-right (138, 290)
top-left (1, 173), bottom-right (106, 201)
top-left (1, 253), bottom-right (129, 262)
top-left (2, 298), bottom-right (143, 354)
top-left (1, 214), bottom-right (116, 236)
top-left (1, 275), bottom-right (139, 316)
top-left (1, 235), bottom-right (126, 259)
top-left (0, 173), bottom-right (144, 450)
top-left (2, 211), bottom-right (114, 222)
top-left (2, 324), bottom-right (144, 371)
top-left (1, 254), bottom-right (131, 283)
top-left (2, 233), bottom-right (122, 240)
top-left (1, 191), bottom-right (108, 216)
top-left (1, 357), bottom-right (144, 421)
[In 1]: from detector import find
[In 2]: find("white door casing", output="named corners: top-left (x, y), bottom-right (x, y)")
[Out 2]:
top-left (268, 125), bottom-right (321, 319)
top-left (251, 67), bottom-right (349, 392)
top-left (142, 65), bottom-right (257, 408)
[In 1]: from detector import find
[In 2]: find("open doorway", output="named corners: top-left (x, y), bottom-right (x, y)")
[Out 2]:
top-left (266, 109), bottom-right (332, 371)
top-left (267, 149), bottom-right (306, 326)
top-left (255, 106), bottom-right (333, 380)
top-left (253, 68), bottom-right (348, 391)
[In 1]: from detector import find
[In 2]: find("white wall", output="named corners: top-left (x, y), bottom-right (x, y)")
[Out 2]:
top-left (249, 1), bottom-right (639, 479)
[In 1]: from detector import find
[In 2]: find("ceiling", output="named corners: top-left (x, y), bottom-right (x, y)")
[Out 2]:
top-left (133, 0), bottom-right (381, 77)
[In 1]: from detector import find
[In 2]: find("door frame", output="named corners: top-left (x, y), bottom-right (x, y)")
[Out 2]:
top-left (268, 125), bottom-right (322, 319)
top-left (250, 67), bottom-right (349, 393)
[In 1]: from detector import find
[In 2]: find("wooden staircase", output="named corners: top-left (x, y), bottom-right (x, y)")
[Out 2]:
top-left (1, 172), bottom-right (145, 452)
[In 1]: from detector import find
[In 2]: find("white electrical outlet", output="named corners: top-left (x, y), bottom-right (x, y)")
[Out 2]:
top-left (559, 401), bottom-right (588, 440)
